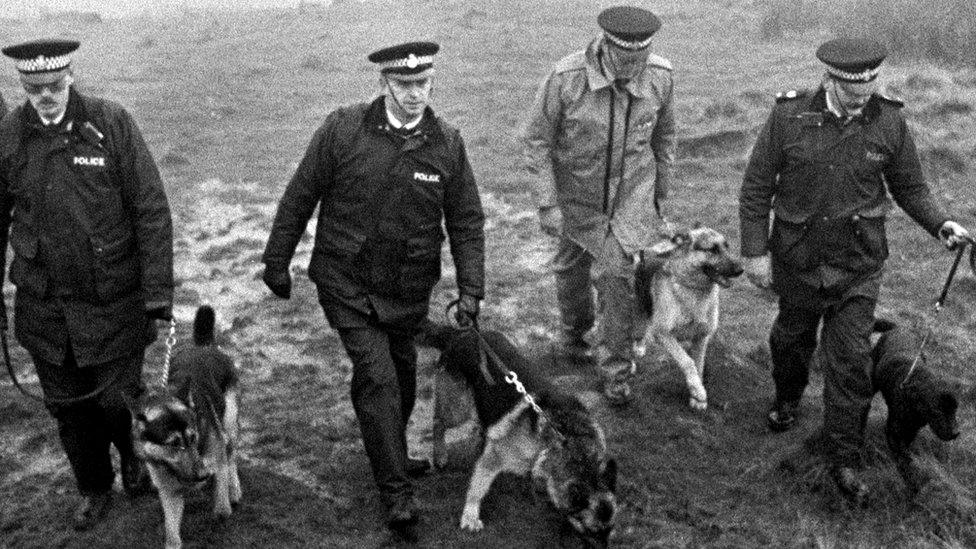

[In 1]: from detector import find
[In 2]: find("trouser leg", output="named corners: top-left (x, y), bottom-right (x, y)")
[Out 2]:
top-left (769, 299), bottom-right (821, 404)
top-left (35, 347), bottom-right (143, 495)
top-left (552, 237), bottom-right (594, 340)
top-left (593, 234), bottom-right (637, 381)
top-left (820, 296), bottom-right (876, 467)
top-left (337, 324), bottom-right (412, 507)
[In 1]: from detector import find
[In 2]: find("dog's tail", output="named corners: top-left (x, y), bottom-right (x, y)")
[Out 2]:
top-left (873, 318), bottom-right (898, 334)
top-left (193, 305), bottom-right (217, 346)
top-left (415, 318), bottom-right (455, 351)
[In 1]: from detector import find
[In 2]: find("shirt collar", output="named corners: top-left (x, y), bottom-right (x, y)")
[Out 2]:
top-left (386, 107), bottom-right (423, 130)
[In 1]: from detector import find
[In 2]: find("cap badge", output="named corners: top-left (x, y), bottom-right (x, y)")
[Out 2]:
top-left (405, 54), bottom-right (419, 69)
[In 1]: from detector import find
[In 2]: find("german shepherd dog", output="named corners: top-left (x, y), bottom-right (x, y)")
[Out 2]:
top-left (129, 306), bottom-right (241, 549)
top-left (422, 324), bottom-right (618, 547)
top-left (871, 319), bottom-right (960, 492)
top-left (633, 226), bottom-right (743, 410)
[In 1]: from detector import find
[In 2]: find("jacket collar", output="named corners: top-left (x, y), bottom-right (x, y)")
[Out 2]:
top-left (364, 95), bottom-right (444, 144)
top-left (583, 35), bottom-right (655, 98)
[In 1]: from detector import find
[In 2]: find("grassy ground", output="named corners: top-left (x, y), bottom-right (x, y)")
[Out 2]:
top-left (2, 0), bottom-right (976, 547)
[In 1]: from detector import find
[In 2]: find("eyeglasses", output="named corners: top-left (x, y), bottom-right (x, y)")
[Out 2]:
top-left (23, 78), bottom-right (70, 95)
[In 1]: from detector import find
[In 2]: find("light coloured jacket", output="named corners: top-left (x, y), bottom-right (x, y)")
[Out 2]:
top-left (519, 35), bottom-right (677, 255)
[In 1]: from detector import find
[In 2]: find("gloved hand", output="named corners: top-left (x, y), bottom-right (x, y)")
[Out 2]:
top-left (146, 306), bottom-right (173, 322)
top-left (263, 264), bottom-right (292, 299)
top-left (744, 254), bottom-right (772, 290)
top-left (538, 206), bottom-right (563, 238)
top-left (938, 220), bottom-right (971, 250)
top-left (455, 294), bottom-right (480, 328)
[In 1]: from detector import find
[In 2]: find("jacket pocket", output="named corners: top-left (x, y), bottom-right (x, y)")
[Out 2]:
top-left (8, 227), bottom-right (46, 297)
top-left (91, 234), bottom-right (140, 302)
top-left (836, 215), bottom-right (888, 273)
top-left (769, 216), bottom-right (814, 271)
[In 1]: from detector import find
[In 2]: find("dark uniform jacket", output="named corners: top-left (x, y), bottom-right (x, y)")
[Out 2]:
top-left (263, 96), bottom-right (485, 328)
top-left (739, 87), bottom-right (948, 302)
top-left (0, 89), bottom-right (174, 367)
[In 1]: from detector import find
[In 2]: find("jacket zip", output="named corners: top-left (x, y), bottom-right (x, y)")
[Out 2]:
top-left (602, 91), bottom-right (615, 214)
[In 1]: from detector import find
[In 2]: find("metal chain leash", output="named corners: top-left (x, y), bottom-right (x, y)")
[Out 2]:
top-left (160, 318), bottom-right (177, 386)
top-left (503, 371), bottom-right (566, 443)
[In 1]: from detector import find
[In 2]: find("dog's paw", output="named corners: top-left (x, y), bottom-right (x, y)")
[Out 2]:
top-left (460, 509), bottom-right (484, 531)
top-left (214, 503), bottom-right (233, 521)
top-left (632, 340), bottom-right (647, 358)
top-left (689, 394), bottom-right (708, 411)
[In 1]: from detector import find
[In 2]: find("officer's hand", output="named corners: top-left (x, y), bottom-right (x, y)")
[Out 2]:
top-left (263, 265), bottom-right (292, 299)
top-left (744, 255), bottom-right (772, 289)
top-left (938, 220), bottom-right (971, 250)
top-left (538, 206), bottom-right (563, 238)
top-left (455, 294), bottom-right (480, 328)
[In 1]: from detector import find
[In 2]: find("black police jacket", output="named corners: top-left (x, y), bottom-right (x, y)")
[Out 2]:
top-left (0, 89), bottom-right (174, 366)
top-left (263, 96), bottom-right (485, 328)
top-left (740, 87), bottom-right (948, 294)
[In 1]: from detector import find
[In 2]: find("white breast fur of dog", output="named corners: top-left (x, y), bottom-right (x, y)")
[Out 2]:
top-left (633, 227), bottom-right (743, 410)
top-left (129, 305), bottom-right (241, 549)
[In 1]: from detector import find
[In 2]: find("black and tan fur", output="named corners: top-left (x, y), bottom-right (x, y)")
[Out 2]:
top-left (423, 325), bottom-right (617, 547)
top-left (871, 319), bottom-right (960, 492)
top-left (633, 226), bottom-right (743, 410)
top-left (129, 306), bottom-right (241, 549)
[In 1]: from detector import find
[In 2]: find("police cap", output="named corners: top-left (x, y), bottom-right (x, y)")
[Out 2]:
top-left (2, 38), bottom-right (79, 84)
top-left (367, 41), bottom-right (439, 75)
top-left (816, 38), bottom-right (887, 83)
top-left (598, 6), bottom-right (661, 50)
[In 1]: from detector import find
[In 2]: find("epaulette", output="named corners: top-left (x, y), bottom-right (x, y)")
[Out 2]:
top-left (774, 89), bottom-right (808, 103)
top-left (646, 53), bottom-right (673, 71)
top-left (873, 91), bottom-right (904, 108)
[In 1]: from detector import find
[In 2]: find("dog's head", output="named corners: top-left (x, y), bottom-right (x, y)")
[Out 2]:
top-left (923, 389), bottom-right (961, 441)
top-left (643, 226), bottom-right (744, 288)
top-left (548, 448), bottom-right (618, 548)
top-left (127, 389), bottom-right (213, 484)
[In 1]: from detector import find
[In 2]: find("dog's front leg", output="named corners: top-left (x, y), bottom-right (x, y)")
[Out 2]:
top-left (654, 330), bottom-right (707, 410)
top-left (460, 443), bottom-right (504, 532)
top-left (689, 329), bottom-right (712, 385)
top-left (223, 389), bottom-right (242, 506)
top-left (159, 490), bottom-right (185, 549)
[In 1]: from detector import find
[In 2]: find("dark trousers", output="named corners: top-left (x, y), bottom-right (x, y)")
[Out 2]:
top-left (769, 295), bottom-right (876, 467)
top-left (336, 323), bottom-right (418, 508)
top-left (34, 346), bottom-right (144, 495)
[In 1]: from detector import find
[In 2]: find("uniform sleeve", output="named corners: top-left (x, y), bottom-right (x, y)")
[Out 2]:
top-left (739, 108), bottom-right (783, 257)
top-left (444, 133), bottom-right (485, 299)
top-left (518, 70), bottom-right (563, 209)
top-left (0, 154), bottom-right (11, 301)
top-left (115, 109), bottom-right (174, 313)
top-left (262, 115), bottom-right (336, 269)
top-left (884, 116), bottom-right (949, 236)
top-left (650, 72), bottom-right (678, 214)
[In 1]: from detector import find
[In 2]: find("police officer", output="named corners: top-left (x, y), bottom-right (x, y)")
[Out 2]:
top-left (262, 42), bottom-right (484, 541)
top-left (0, 40), bottom-right (174, 529)
top-left (739, 37), bottom-right (969, 502)
top-left (520, 5), bottom-right (677, 405)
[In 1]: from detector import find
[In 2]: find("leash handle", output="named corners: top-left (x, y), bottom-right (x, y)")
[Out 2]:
top-left (936, 241), bottom-right (968, 309)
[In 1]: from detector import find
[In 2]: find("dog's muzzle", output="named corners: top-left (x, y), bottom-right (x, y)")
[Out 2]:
top-left (703, 260), bottom-right (744, 288)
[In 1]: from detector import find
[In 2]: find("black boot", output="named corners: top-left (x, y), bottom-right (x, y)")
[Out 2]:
top-left (72, 491), bottom-right (113, 531)
top-left (387, 496), bottom-right (420, 543)
top-left (767, 399), bottom-right (800, 433)
top-left (121, 455), bottom-right (151, 497)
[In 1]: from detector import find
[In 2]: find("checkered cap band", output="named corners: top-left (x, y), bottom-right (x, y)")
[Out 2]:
top-left (825, 64), bottom-right (880, 83)
top-left (604, 32), bottom-right (653, 51)
top-left (377, 53), bottom-right (434, 71)
top-left (16, 54), bottom-right (71, 74)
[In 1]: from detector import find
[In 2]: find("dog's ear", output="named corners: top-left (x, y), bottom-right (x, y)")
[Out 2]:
top-left (601, 458), bottom-right (617, 492)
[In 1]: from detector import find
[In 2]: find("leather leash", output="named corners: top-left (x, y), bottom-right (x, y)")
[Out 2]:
top-left (1, 318), bottom-right (177, 405)
top-left (899, 238), bottom-right (976, 388)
